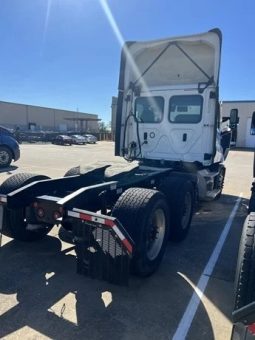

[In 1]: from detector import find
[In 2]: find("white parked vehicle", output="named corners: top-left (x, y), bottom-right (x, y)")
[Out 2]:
top-left (71, 135), bottom-right (86, 145)
top-left (84, 134), bottom-right (97, 144)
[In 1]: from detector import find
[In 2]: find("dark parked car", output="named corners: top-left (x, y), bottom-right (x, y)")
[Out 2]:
top-left (52, 135), bottom-right (72, 145)
top-left (0, 126), bottom-right (20, 167)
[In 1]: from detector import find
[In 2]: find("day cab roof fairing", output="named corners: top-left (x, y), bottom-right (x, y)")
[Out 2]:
top-left (115, 28), bottom-right (222, 156)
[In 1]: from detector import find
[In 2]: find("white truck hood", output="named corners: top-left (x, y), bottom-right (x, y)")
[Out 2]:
top-left (119, 28), bottom-right (222, 91)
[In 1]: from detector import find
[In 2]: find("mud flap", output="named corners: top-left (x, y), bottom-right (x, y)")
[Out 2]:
top-left (67, 208), bottom-right (134, 286)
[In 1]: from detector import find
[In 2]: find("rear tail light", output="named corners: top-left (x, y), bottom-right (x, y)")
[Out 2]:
top-left (53, 211), bottom-right (61, 220)
top-left (37, 207), bottom-right (45, 218)
top-left (33, 201), bottom-right (38, 208)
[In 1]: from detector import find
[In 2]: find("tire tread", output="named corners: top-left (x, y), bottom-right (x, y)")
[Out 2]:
top-left (112, 187), bottom-right (169, 276)
top-left (0, 172), bottom-right (52, 241)
top-left (234, 213), bottom-right (255, 309)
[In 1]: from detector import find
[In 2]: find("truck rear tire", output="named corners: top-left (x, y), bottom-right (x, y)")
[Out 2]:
top-left (234, 213), bottom-right (255, 310)
top-left (248, 189), bottom-right (255, 213)
top-left (0, 173), bottom-right (53, 241)
top-left (159, 178), bottom-right (194, 242)
top-left (64, 166), bottom-right (80, 177)
top-left (111, 187), bottom-right (170, 277)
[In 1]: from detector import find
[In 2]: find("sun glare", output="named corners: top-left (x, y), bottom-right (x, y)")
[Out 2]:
top-left (99, 0), bottom-right (149, 92)
top-left (43, 0), bottom-right (52, 45)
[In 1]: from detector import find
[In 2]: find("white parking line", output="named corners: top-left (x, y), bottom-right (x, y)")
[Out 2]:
top-left (172, 193), bottom-right (243, 340)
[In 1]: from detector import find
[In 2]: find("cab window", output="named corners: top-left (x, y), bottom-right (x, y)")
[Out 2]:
top-left (135, 96), bottom-right (164, 123)
top-left (169, 95), bottom-right (203, 123)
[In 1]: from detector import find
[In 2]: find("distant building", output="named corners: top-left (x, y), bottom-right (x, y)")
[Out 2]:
top-left (0, 100), bottom-right (100, 133)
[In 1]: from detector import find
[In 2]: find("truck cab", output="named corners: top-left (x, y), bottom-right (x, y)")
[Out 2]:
top-left (115, 29), bottom-right (223, 167)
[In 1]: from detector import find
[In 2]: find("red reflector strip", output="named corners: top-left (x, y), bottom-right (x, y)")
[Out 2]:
top-left (104, 219), bottom-right (115, 227)
top-left (248, 324), bottom-right (255, 334)
top-left (122, 238), bottom-right (133, 254)
top-left (68, 210), bottom-right (132, 254)
top-left (112, 225), bottom-right (133, 254)
top-left (80, 212), bottom-right (93, 222)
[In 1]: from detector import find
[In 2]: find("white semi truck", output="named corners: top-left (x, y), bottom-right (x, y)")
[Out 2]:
top-left (0, 28), bottom-right (238, 285)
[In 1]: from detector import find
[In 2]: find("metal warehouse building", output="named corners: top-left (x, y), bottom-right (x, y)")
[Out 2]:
top-left (0, 100), bottom-right (100, 133)
top-left (222, 100), bottom-right (255, 148)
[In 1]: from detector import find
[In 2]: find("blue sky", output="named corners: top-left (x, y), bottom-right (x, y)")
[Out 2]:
top-left (0, 0), bottom-right (254, 122)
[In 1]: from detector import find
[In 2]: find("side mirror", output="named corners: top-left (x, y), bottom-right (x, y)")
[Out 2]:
top-left (230, 108), bottom-right (239, 125)
top-left (251, 111), bottom-right (255, 135)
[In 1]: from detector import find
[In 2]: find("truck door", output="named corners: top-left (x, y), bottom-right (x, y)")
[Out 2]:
top-left (115, 29), bottom-right (222, 166)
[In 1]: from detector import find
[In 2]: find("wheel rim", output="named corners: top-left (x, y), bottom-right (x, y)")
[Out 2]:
top-left (0, 150), bottom-right (10, 166)
top-left (181, 191), bottom-right (192, 229)
top-left (146, 208), bottom-right (166, 261)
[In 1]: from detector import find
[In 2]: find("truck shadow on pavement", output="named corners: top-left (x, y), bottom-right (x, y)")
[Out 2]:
top-left (0, 165), bottom-right (18, 174)
top-left (0, 193), bottom-right (248, 340)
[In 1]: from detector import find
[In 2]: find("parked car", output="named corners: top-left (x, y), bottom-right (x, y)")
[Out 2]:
top-left (71, 135), bottom-right (86, 145)
top-left (52, 135), bottom-right (72, 145)
top-left (84, 134), bottom-right (97, 144)
top-left (0, 126), bottom-right (20, 167)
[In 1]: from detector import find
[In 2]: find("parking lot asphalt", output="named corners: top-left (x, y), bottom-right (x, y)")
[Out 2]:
top-left (0, 142), bottom-right (252, 340)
